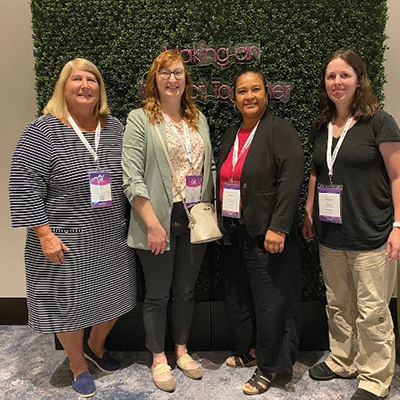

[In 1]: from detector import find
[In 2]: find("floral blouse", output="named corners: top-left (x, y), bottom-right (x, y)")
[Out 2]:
top-left (165, 120), bottom-right (205, 203)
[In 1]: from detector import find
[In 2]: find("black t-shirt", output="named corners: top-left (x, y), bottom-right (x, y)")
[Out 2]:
top-left (310, 110), bottom-right (400, 250)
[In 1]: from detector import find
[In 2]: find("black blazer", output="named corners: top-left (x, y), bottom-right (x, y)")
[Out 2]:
top-left (216, 111), bottom-right (305, 237)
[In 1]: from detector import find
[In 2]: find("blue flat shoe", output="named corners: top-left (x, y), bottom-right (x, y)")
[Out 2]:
top-left (72, 372), bottom-right (96, 398)
top-left (84, 340), bottom-right (121, 373)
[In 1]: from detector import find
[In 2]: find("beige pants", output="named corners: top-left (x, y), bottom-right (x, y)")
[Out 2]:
top-left (319, 244), bottom-right (397, 397)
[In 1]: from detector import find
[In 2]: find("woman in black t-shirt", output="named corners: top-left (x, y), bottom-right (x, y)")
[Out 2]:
top-left (302, 49), bottom-right (400, 400)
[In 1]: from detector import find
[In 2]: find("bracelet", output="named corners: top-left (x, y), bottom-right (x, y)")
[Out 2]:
top-left (394, 222), bottom-right (400, 228)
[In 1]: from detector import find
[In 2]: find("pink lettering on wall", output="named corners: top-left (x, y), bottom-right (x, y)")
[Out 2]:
top-left (139, 78), bottom-right (293, 105)
top-left (137, 41), bottom-right (294, 105)
top-left (266, 83), bottom-right (293, 103)
top-left (162, 40), bottom-right (261, 68)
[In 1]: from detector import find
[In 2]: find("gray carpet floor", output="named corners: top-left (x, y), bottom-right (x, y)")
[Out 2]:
top-left (1, 325), bottom-right (400, 400)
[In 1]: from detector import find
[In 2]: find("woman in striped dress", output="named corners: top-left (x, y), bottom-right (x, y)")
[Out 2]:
top-left (9, 58), bottom-right (137, 398)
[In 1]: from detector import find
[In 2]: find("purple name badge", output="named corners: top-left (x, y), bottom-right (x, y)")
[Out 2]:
top-left (221, 182), bottom-right (241, 218)
top-left (89, 171), bottom-right (112, 208)
top-left (318, 185), bottom-right (342, 224)
top-left (185, 175), bottom-right (202, 207)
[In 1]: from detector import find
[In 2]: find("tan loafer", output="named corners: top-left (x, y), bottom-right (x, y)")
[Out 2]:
top-left (151, 363), bottom-right (176, 392)
top-left (176, 354), bottom-right (203, 380)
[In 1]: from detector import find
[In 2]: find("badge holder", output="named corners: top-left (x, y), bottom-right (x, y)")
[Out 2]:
top-left (318, 183), bottom-right (343, 224)
top-left (89, 170), bottom-right (112, 208)
top-left (185, 175), bottom-right (202, 207)
top-left (222, 182), bottom-right (241, 218)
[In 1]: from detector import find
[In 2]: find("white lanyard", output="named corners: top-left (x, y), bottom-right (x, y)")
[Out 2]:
top-left (163, 113), bottom-right (192, 164)
top-left (326, 116), bottom-right (353, 184)
top-left (68, 114), bottom-right (101, 169)
top-left (232, 120), bottom-right (260, 173)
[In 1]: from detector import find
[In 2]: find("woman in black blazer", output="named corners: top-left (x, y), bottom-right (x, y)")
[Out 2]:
top-left (217, 67), bottom-right (304, 395)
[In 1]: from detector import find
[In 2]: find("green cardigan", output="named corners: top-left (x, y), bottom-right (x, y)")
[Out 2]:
top-left (122, 108), bottom-right (214, 250)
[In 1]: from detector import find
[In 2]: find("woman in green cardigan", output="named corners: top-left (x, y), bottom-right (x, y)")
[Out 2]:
top-left (122, 50), bottom-right (213, 392)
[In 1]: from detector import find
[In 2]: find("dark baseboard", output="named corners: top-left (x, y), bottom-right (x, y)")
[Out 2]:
top-left (0, 298), bottom-right (28, 325)
top-left (55, 301), bottom-right (331, 351)
top-left (2, 298), bottom-right (396, 352)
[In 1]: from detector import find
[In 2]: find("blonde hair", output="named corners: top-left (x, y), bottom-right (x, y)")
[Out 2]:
top-left (141, 50), bottom-right (199, 129)
top-left (43, 58), bottom-right (110, 121)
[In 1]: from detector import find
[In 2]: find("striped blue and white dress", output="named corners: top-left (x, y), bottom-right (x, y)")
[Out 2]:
top-left (9, 114), bottom-right (137, 333)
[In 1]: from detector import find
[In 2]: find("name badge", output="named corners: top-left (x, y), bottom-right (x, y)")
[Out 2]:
top-left (222, 182), bottom-right (241, 218)
top-left (185, 175), bottom-right (202, 206)
top-left (89, 171), bottom-right (112, 208)
top-left (318, 184), bottom-right (342, 224)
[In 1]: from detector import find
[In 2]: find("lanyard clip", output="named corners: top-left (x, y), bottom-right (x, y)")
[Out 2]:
top-left (328, 174), bottom-right (333, 186)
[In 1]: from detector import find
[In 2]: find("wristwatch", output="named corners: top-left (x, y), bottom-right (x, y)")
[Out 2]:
top-left (393, 222), bottom-right (400, 228)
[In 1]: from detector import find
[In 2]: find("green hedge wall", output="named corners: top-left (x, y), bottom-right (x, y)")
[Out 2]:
top-left (31, 0), bottom-right (388, 301)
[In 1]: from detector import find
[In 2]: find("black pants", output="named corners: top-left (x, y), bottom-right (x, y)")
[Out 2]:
top-left (137, 203), bottom-right (207, 353)
top-left (221, 218), bottom-right (301, 375)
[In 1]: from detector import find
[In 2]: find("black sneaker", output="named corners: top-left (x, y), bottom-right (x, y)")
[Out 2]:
top-left (83, 340), bottom-right (121, 373)
top-left (351, 389), bottom-right (386, 400)
top-left (309, 362), bottom-right (341, 381)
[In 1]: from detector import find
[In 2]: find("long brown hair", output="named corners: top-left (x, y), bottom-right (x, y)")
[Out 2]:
top-left (141, 50), bottom-right (199, 129)
top-left (316, 49), bottom-right (379, 127)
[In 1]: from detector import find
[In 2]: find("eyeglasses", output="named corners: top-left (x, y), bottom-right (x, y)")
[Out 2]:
top-left (157, 68), bottom-right (185, 80)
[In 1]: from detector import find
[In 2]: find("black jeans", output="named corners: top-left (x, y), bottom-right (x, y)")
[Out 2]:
top-left (137, 202), bottom-right (207, 353)
top-left (221, 217), bottom-right (301, 375)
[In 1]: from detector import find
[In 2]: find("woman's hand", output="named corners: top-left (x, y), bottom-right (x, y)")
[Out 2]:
top-left (302, 211), bottom-right (314, 241)
top-left (147, 222), bottom-right (168, 255)
top-left (303, 168), bottom-right (316, 241)
top-left (386, 228), bottom-right (400, 262)
top-left (134, 196), bottom-right (169, 255)
top-left (33, 225), bottom-right (70, 265)
top-left (264, 230), bottom-right (286, 253)
top-left (39, 233), bottom-right (70, 264)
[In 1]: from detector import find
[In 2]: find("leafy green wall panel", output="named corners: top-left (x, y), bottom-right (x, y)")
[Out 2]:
top-left (31, 0), bottom-right (388, 300)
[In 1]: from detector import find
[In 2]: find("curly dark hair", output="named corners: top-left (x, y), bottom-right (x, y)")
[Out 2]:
top-left (316, 49), bottom-right (379, 127)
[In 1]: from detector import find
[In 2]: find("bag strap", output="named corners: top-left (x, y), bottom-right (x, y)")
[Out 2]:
top-left (154, 125), bottom-right (196, 228)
